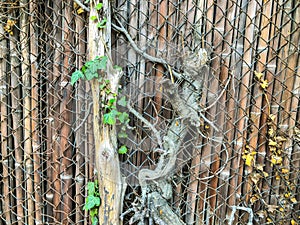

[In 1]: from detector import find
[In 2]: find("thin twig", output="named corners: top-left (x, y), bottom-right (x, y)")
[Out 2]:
top-left (74, 0), bottom-right (90, 12)
top-left (228, 206), bottom-right (254, 225)
top-left (73, 102), bottom-right (93, 132)
top-left (127, 101), bottom-right (163, 150)
top-left (111, 18), bottom-right (183, 79)
top-left (203, 75), bottom-right (231, 111)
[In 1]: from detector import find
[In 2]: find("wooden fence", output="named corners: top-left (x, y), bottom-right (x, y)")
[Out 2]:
top-left (0, 0), bottom-right (299, 224)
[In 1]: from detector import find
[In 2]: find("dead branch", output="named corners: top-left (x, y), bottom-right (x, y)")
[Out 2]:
top-left (228, 206), bottom-right (254, 225)
top-left (74, 0), bottom-right (90, 12)
top-left (127, 102), bottom-right (163, 150)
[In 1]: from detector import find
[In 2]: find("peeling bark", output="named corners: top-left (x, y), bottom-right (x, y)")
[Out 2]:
top-left (88, 1), bottom-right (124, 224)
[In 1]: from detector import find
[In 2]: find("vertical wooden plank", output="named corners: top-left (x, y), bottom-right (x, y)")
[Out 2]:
top-left (196, 0), bottom-right (215, 222)
top-left (288, 0), bottom-right (300, 192)
top-left (10, 21), bottom-right (25, 225)
top-left (50, 0), bottom-right (63, 222)
top-left (74, 5), bottom-right (87, 224)
top-left (60, 2), bottom-right (75, 224)
top-left (205, 0), bottom-right (227, 223)
top-left (20, 1), bottom-right (35, 224)
top-left (0, 9), bottom-right (11, 224)
top-left (243, 0), bottom-right (273, 211)
top-left (29, 0), bottom-right (43, 222)
top-left (185, 2), bottom-right (208, 223)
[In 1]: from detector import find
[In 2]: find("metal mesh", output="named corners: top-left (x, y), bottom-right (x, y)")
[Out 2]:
top-left (0, 0), bottom-right (299, 225)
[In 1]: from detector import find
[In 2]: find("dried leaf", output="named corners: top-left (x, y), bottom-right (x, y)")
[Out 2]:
top-left (266, 204), bottom-right (278, 213)
top-left (269, 146), bottom-right (276, 152)
top-left (268, 140), bottom-right (277, 146)
top-left (271, 155), bottom-right (283, 165)
top-left (254, 71), bottom-right (263, 80)
top-left (243, 151), bottom-right (257, 166)
top-left (263, 171), bottom-right (269, 177)
top-left (250, 194), bottom-right (259, 204)
top-left (294, 127), bottom-right (300, 142)
top-left (275, 136), bottom-right (287, 142)
top-left (291, 219), bottom-right (298, 225)
top-left (250, 172), bottom-right (262, 184)
top-left (77, 8), bottom-right (85, 14)
top-left (284, 192), bottom-right (291, 198)
top-left (256, 164), bottom-right (265, 171)
top-left (290, 197), bottom-right (297, 204)
top-left (269, 114), bottom-right (276, 121)
top-left (256, 210), bottom-right (266, 218)
top-left (260, 79), bottom-right (269, 89)
top-left (4, 19), bottom-right (16, 35)
top-left (268, 128), bottom-right (275, 137)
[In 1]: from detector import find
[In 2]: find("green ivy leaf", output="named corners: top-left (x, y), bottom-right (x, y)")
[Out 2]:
top-left (71, 70), bottom-right (84, 85)
top-left (118, 145), bottom-right (128, 154)
top-left (90, 15), bottom-right (97, 21)
top-left (87, 182), bottom-right (95, 196)
top-left (118, 131), bottom-right (128, 138)
top-left (97, 18), bottom-right (107, 28)
top-left (117, 96), bottom-right (127, 107)
top-left (99, 82), bottom-right (106, 90)
top-left (91, 216), bottom-right (98, 225)
top-left (97, 56), bottom-right (108, 70)
top-left (113, 65), bottom-right (123, 71)
top-left (83, 196), bottom-right (100, 210)
top-left (108, 98), bottom-right (116, 107)
top-left (90, 208), bottom-right (98, 217)
top-left (103, 110), bottom-right (118, 125)
top-left (118, 112), bottom-right (129, 123)
top-left (95, 3), bottom-right (103, 10)
top-left (85, 72), bottom-right (98, 80)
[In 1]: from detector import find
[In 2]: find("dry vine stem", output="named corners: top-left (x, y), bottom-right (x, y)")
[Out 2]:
top-left (112, 10), bottom-right (233, 223)
top-left (120, 44), bottom-right (211, 224)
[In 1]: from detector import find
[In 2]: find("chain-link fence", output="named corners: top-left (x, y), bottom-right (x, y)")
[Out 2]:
top-left (0, 0), bottom-right (299, 225)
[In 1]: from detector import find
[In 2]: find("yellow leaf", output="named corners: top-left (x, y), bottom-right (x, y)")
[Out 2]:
top-left (281, 168), bottom-right (289, 174)
top-left (275, 136), bottom-right (287, 142)
top-left (279, 207), bottom-right (284, 212)
top-left (269, 114), bottom-right (276, 121)
top-left (291, 219), bottom-right (298, 225)
top-left (260, 79), bottom-right (269, 89)
top-left (244, 152), bottom-right (256, 166)
top-left (268, 140), bottom-right (277, 146)
top-left (284, 192), bottom-right (291, 198)
top-left (254, 71), bottom-right (263, 80)
top-left (4, 19), bottom-right (16, 35)
top-left (269, 146), bottom-right (276, 152)
top-left (271, 155), bottom-right (282, 165)
top-left (77, 8), bottom-right (84, 14)
top-left (268, 128), bottom-right (275, 137)
top-left (290, 197), bottom-right (297, 203)
top-left (263, 171), bottom-right (269, 177)
top-left (250, 195), bottom-right (259, 204)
